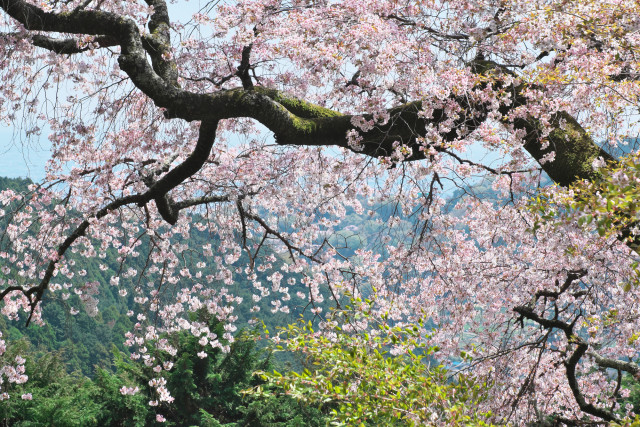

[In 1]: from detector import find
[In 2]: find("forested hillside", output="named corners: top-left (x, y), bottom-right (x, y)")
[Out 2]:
top-left (0, 176), bottom-right (302, 377)
top-left (0, 176), bottom-right (331, 426)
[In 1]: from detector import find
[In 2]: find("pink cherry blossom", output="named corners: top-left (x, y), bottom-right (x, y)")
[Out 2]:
top-left (0, 0), bottom-right (639, 423)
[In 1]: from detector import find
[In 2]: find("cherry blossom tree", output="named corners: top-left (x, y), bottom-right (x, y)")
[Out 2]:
top-left (0, 0), bottom-right (639, 423)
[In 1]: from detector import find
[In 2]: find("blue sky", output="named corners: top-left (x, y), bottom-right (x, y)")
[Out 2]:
top-left (0, 125), bottom-right (50, 181)
top-left (0, 1), bottom-right (200, 183)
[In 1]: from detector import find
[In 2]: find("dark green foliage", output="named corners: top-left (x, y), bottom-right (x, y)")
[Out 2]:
top-left (92, 359), bottom-right (150, 427)
top-left (0, 322), bottom-right (326, 427)
top-left (0, 340), bottom-right (104, 427)
top-left (0, 293), bottom-right (134, 377)
top-left (0, 176), bottom-right (31, 194)
top-left (120, 312), bottom-right (327, 426)
top-left (617, 374), bottom-right (640, 420)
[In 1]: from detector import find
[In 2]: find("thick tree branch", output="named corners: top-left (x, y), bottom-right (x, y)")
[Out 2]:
top-left (236, 41), bottom-right (254, 90)
top-left (564, 342), bottom-right (616, 422)
top-left (514, 307), bottom-right (616, 421)
top-left (1, 3), bottom-right (631, 360)
top-left (513, 305), bottom-right (574, 339)
top-left (533, 270), bottom-right (587, 302)
top-left (1, 0), bottom-right (612, 191)
top-left (141, 0), bottom-right (178, 86)
top-left (512, 110), bottom-right (614, 187)
top-left (1, 32), bottom-right (118, 53)
top-left (587, 349), bottom-right (640, 377)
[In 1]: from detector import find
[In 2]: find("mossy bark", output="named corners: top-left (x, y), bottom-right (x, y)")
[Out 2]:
top-left (0, 0), bottom-right (613, 189)
top-left (516, 111), bottom-right (614, 186)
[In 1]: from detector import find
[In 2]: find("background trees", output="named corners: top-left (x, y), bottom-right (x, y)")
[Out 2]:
top-left (0, 313), bottom-right (327, 426)
top-left (0, 0), bottom-right (640, 424)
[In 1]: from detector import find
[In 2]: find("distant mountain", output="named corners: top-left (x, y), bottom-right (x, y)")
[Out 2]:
top-left (0, 176), bottom-right (32, 193)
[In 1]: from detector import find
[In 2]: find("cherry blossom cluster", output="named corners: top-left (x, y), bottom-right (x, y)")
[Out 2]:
top-left (0, 0), bottom-right (639, 423)
top-left (0, 332), bottom-right (28, 401)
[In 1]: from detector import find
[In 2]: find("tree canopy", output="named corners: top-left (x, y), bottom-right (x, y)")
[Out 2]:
top-left (1, 0), bottom-right (640, 424)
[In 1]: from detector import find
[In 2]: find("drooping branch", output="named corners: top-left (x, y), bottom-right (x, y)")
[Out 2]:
top-left (564, 342), bottom-right (616, 422)
top-left (2, 119), bottom-right (220, 324)
top-left (240, 207), bottom-right (323, 264)
top-left (14, 191), bottom-right (145, 325)
top-left (509, 268), bottom-right (635, 422)
top-left (140, 120), bottom-right (219, 224)
top-left (512, 266), bottom-right (640, 425)
top-left (514, 304), bottom-right (617, 422)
